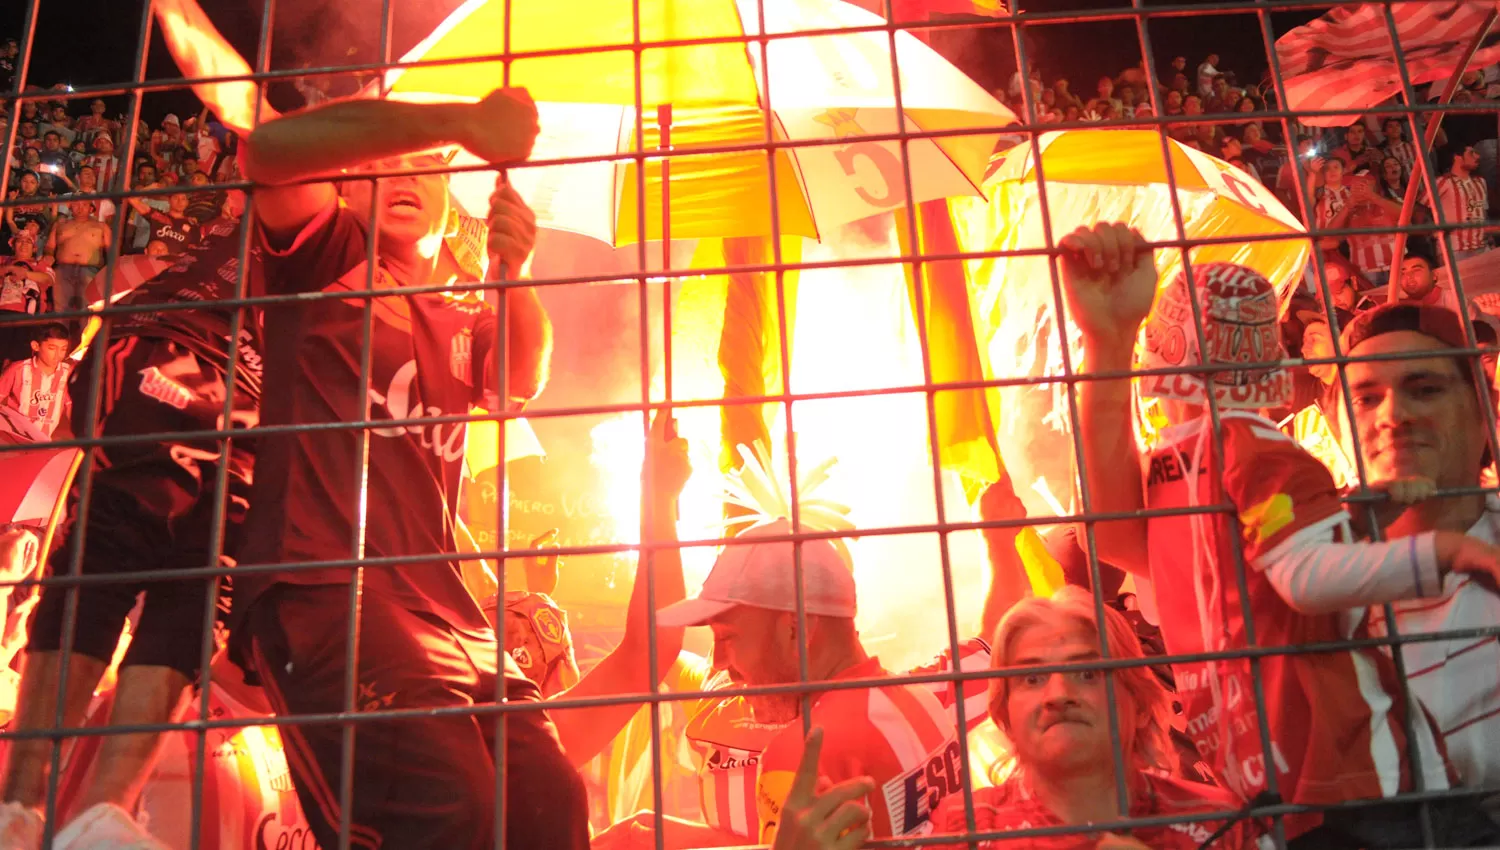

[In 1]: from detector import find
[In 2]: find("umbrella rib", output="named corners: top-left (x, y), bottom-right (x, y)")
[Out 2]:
top-left (907, 110), bottom-right (988, 201)
top-left (774, 110), bottom-right (820, 244)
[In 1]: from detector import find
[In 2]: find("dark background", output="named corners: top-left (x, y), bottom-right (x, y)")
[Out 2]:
top-left (5, 0), bottom-right (1326, 122)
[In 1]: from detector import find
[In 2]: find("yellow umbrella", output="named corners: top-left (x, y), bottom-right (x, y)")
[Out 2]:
top-left (950, 129), bottom-right (1310, 522)
top-left (386, 0), bottom-right (1016, 244)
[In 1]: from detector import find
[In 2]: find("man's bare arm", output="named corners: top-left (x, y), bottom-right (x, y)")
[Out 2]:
top-left (1060, 223), bottom-right (1158, 576)
top-left (242, 90), bottom-right (538, 241)
top-left (506, 287), bottom-right (552, 404)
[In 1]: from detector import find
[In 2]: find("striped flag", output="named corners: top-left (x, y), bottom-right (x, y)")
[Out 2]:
top-left (85, 255), bottom-right (172, 307)
top-left (1275, 1), bottom-right (1500, 128)
top-left (845, 0), bottom-right (1008, 23)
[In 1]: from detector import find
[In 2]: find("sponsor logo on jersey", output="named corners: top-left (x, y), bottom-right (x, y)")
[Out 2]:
top-left (1146, 448), bottom-right (1207, 487)
top-left (512, 645), bottom-right (535, 670)
top-left (255, 812), bottom-right (323, 850)
top-left (367, 359), bottom-right (467, 463)
top-left (138, 366), bottom-right (195, 410)
top-left (451, 327), bottom-right (473, 385)
top-left (883, 737), bottom-right (963, 836)
top-left (704, 747), bottom-right (760, 772)
top-left (1240, 492), bottom-right (1294, 546)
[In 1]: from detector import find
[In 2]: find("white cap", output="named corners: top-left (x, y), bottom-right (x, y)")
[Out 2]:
top-left (162, 113), bottom-right (180, 126)
top-left (656, 518), bottom-right (856, 627)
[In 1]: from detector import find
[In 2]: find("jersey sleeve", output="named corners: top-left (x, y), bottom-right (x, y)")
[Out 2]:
top-left (255, 200), bottom-right (368, 296)
top-left (755, 727), bottom-right (806, 845)
top-left (469, 307), bottom-right (503, 410)
top-left (1221, 417), bottom-right (1347, 565)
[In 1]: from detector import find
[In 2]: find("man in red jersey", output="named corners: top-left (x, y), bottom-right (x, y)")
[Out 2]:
top-left (1065, 223), bottom-right (1500, 847)
top-left (932, 587), bottom-right (1262, 850)
top-left (654, 518), bottom-right (972, 844)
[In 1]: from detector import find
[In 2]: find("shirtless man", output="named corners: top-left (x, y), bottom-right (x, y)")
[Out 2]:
top-left (44, 200), bottom-right (111, 312)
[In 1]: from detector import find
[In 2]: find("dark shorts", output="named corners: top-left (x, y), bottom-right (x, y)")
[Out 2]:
top-left (243, 585), bottom-right (590, 850)
top-left (28, 336), bottom-right (252, 678)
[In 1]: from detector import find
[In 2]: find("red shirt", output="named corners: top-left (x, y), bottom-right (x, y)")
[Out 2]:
top-left (756, 656), bottom-right (962, 842)
top-left (1144, 413), bottom-right (1450, 835)
top-left (691, 639), bottom-right (992, 841)
top-left (930, 771), bottom-right (1261, 850)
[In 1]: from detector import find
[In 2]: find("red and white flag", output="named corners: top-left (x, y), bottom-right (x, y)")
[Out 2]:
top-left (85, 255), bottom-right (172, 307)
top-left (1275, 1), bottom-right (1500, 127)
top-left (846, 0), bottom-right (1008, 23)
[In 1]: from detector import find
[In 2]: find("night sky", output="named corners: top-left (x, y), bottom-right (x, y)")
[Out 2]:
top-left (6, 0), bottom-right (1325, 123)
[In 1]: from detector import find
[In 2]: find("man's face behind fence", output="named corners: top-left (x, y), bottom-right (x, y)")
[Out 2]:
top-left (1343, 331), bottom-right (1491, 488)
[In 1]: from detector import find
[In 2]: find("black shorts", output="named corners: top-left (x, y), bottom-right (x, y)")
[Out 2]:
top-left (28, 336), bottom-right (253, 678)
top-left (244, 587), bottom-right (590, 850)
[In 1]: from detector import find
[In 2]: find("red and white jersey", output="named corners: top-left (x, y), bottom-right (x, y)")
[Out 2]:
top-left (0, 357), bottom-right (70, 437)
top-left (136, 684), bottom-right (321, 850)
top-left (1433, 174), bottom-right (1489, 252)
top-left (1347, 217), bottom-right (1395, 275)
top-left (1143, 412), bottom-right (1449, 832)
top-left (1314, 183), bottom-right (1351, 232)
top-left (686, 689), bottom-right (787, 839)
top-left (930, 770), bottom-right (1264, 850)
top-left (84, 154), bottom-right (120, 191)
top-left (684, 639), bottom-right (992, 841)
top-left (756, 657), bottom-right (963, 842)
top-left (1382, 139), bottom-right (1416, 177)
top-left (1368, 494), bottom-right (1500, 790)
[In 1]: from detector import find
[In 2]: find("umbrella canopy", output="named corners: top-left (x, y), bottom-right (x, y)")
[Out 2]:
top-left (951, 129), bottom-right (1310, 520)
top-left (386, 0), bottom-right (1016, 244)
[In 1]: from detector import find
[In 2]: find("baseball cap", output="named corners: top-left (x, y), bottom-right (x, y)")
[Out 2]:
top-left (655, 518), bottom-right (855, 628)
top-left (1138, 262), bottom-right (1292, 410)
top-left (162, 113), bottom-right (180, 126)
top-left (1341, 302), bottom-right (1471, 353)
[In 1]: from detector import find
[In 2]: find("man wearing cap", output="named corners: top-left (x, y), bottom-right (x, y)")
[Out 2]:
top-left (84, 133), bottom-right (120, 192)
top-left (1334, 303), bottom-right (1500, 794)
top-left (656, 519), bottom-right (972, 844)
top-left (233, 87), bottom-right (583, 850)
top-left (1065, 222), bottom-right (1500, 847)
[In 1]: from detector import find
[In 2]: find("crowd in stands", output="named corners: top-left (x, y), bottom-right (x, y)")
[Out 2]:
top-left (1, 26), bottom-right (1500, 850)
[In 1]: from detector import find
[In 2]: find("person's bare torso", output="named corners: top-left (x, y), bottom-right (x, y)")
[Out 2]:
top-left (55, 219), bottom-right (109, 265)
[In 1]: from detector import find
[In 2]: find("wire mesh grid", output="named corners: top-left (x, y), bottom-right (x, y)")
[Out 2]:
top-left (0, 0), bottom-right (1498, 849)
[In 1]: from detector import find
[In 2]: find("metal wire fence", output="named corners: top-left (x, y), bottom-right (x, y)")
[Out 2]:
top-left (1, 0), bottom-right (1499, 849)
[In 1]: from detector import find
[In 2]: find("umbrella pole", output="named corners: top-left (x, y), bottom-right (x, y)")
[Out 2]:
top-left (659, 103), bottom-right (675, 429)
top-left (1386, 8), bottom-right (1498, 303)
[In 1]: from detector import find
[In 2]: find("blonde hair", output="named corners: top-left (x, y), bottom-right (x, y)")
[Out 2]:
top-left (986, 587), bottom-right (1176, 777)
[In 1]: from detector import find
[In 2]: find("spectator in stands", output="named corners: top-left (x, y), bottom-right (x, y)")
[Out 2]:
top-left (71, 165), bottom-right (116, 224)
top-left (1326, 177), bottom-right (1401, 287)
top-left (149, 114), bottom-right (185, 175)
top-left (0, 39), bottom-right (16, 91)
top-left (1396, 253), bottom-right (1443, 306)
top-left (1094, 76), bottom-right (1122, 115)
top-left (1381, 118), bottom-right (1417, 179)
top-left (0, 234), bottom-right (51, 365)
top-left (1376, 154), bottom-right (1407, 203)
top-left (655, 518), bottom-right (969, 844)
top-left (1065, 225), bottom-right (1500, 847)
top-left (1431, 144), bottom-right (1492, 263)
top-left (1053, 78), bottom-right (1082, 111)
top-left (147, 192), bottom-right (201, 251)
top-left (931, 588), bottom-right (1260, 850)
top-left (1314, 157), bottom-right (1351, 252)
top-left (1163, 89), bottom-right (1184, 116)
top-left (1333, 303), bottom-right (1500, 792)
top-left (1239, 123), bottom-right (1279, 182)
top-left (1196, 53), bottom-right (1220, 98)
top-left (124, 161), bottom-right (167, 253)
top-left (83, 133), bottom-right (122, 193)
top-left (0, 323), bottom-right (71, 440)
top-left (4, 172), bottom-right (51, 244)
top-left (1333, 123), bottom-right (1384, 173)
top-left (1219, 135), bottom-right (1260, 182)
top-left (72, 98), bottom-right (114, 149)
top-left (34, 131), bottom-right (73, 195)
top-left (44, 199), bottom-right (110, 311)
top-left (1207, 74), bottom-right (1233, 112)
top-left (12, 120), bottom-right (40, 157)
